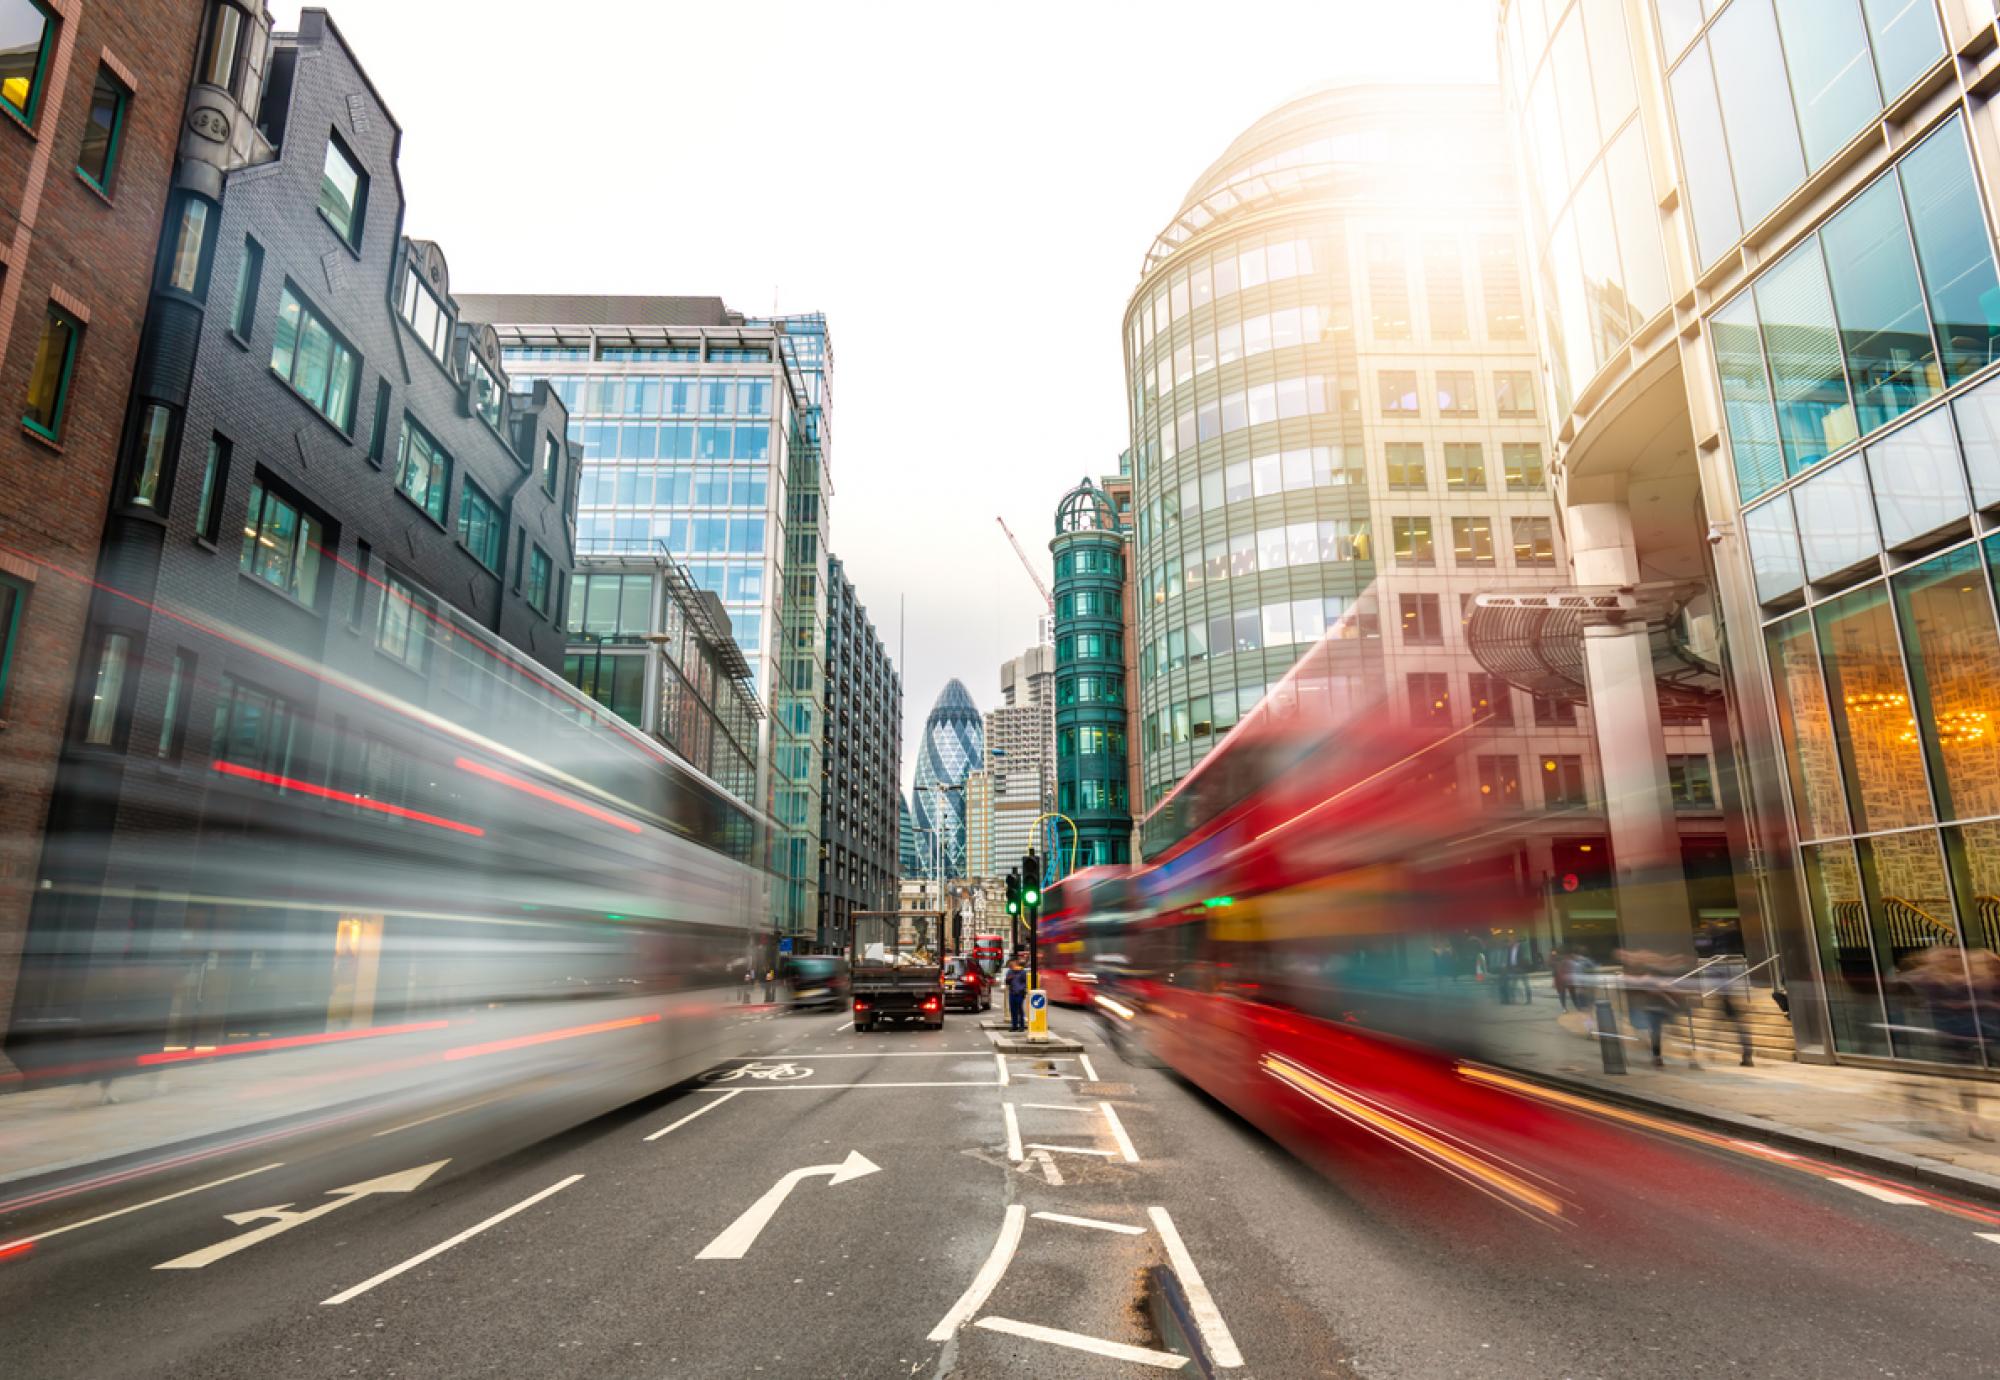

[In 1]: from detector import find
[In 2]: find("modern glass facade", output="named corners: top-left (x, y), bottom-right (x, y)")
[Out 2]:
top-left (1052, 480), bottom-right (1133, 867)
top-left (911, 679), bottom-right (982, 878)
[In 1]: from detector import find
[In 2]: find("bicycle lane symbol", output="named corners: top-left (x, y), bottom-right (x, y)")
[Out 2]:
top-left (700, 1062), bottom-right (815, 1084)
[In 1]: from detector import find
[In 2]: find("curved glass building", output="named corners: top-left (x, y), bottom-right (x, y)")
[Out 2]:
top-left (1498, 0), bottom-right (2000, 1071)
top-left (1052, 479), bottom-right (1133, 867)
top-left (911, 679), bottom-right (983, 878)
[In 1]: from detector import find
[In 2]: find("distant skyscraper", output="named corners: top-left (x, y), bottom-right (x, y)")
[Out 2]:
top-left (898, 792), bottom-right (924, 878)
top-left (911, 679), bottom-right (982, 877)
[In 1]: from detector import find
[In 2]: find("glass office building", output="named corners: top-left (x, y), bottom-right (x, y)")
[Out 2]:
top-left (912, 679), bottom-right (983, 879)
top-left (1499, 0), bottom-right (2000, 1070)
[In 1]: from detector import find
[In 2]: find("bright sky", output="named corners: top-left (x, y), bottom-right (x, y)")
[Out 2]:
top-left (272, 0), bottom-right (1497, 789)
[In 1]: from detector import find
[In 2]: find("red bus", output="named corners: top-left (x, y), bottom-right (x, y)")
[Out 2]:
top-left (1033, 863), bottom-right (1132, 1006)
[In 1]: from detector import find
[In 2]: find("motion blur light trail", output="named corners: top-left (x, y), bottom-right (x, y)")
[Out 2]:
top-left (135, 1020), bottom-right (451, 1066)
top-left (442, 1013), bottom-right (663, 1061)
top-left (209, 761), bottom-right (486, 836)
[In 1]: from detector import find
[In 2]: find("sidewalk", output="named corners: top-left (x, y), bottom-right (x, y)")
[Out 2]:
top-left (1474, 976), bottom-right (2000, 1201)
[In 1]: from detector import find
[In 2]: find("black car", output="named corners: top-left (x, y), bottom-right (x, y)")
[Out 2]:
top-left (941, 957), bottom-right (990, 1013)
top-left (784, 955), bottom-right (851, 1010)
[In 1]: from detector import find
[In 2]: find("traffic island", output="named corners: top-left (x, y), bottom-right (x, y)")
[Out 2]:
top-left (981, 1021), bottom-right (1084, 1053)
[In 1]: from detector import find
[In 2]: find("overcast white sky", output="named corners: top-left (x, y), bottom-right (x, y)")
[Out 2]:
top-left (273, 0), bottom-right (1496, 789)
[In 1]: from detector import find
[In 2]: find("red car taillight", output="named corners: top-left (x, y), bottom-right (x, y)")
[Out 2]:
top-left (854, 1000), bottom-right (872, 1012)
top-left (921, 997), bottom-right (940, 1011)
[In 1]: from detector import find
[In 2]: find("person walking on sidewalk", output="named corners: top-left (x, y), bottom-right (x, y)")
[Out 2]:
top-left (1005, 957), bottom-right (1028, 1033)
top-left (1619, 949), bottom-right (1685, 1068)
top-left (1705, 952), bottom-right (1755, 1066)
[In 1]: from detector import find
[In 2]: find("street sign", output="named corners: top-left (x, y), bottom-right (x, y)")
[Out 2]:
top-left (156, 1160), bottom-right (450, 1270)
top-left (1028, 987), bottom-right (1048, 1039)
top-left (695, 1150), bottom-right (882, 1259)
top-left (778, 937), bottom-right (794, 953)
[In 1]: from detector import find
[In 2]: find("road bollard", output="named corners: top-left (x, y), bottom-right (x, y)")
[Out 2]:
top-left (1027, 986), bottom-right (1048, 1042)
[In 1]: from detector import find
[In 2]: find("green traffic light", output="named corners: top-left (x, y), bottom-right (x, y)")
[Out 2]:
top-left (1023, 888), bottom-right (1040, 906)
top-left (1007, 900), bottom-right (1020, 915)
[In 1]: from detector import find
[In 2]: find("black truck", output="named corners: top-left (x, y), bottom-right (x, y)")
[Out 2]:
top-left (849, 912), bottom-right (945, 1031)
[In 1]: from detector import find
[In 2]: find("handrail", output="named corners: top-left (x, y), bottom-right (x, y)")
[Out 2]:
top-left (1664, 952), bottom-right (1781, 994)
top-left (1710, 954), bottom-right (1780, 995)
top-left (1664, 953), bottom-right (1737, 989)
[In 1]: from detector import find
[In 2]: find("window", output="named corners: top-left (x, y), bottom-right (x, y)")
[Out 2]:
top-left (458, 479), bottom-right (503, 570)
top-left (1512, 517), bottom-right (1557, 567)
top-left (393, 415), bottom-right (449, 524)
top-left (157, 650), bottom-right (193, 760)
top-left (240, 477), bottom-right (324, 607)
top-left (1476, 755), bottom-right (1520, 809)
top-left (1495, 372), bottom-right (1537, 417)
top-left (1407, 672), bottom-right (1450, 724)
top-left (75, 67), bottom-right (128, 191)
top-left (196, 434), bottom-right (229, 543)
top-left (1384, 442), bottom-right (1426, 489)
top-left (1479, 235), bottom-right (1526, 340)
top-left (1435, 370), bottom-right (1477, 416)
top-left (211, 677), bottom-right (299, 778)
top-left (1423, 238), bottom-right (1467, 339)
top-left (468, 353), bottom-right (503, 430)
top-left (1392, 516), bottom-right (1434, 566)
top-left (1443, 442), bottom-right (1485, 489)
top-left (1379, 370), bottom-right (1420, 415)
top-left (1503, 442), bottom-right (1545, 490)
top-left (163, 195), bottom-right (213, 295)
top-left (127, 403), bottom-right (175, 509)
top-left (367, 379), bottom-right (390, 463)
top-left (22, 302), bottom-right (80, 441)
top-left (397, 264), bottom-right (451, 364)
top-left (1541, 754), bottom-right (1588, 808)
top-left (1399, 592), bottom-right (1443, 645)
top-left (270, 285), bottom-right (358, 429)
top-left (542, 434), bottom-right (560, 497)
top-left (1668, 753), bottom-right (1716, 807)
top-left (1533, 693), bottom-right (1577, 727)
top-left (317, 133), bottom-right (366, 247)
top-left (1368, 235), bottom-right (1410, 339)
top-left (526, 545), bottom-right (553, 615)
top-left (202, 3), bottom-right (247, 93)
top-left (0, 0), bottom-right (53, 124)
top-left (230, 237), bottom-right (263, 340)
top-left (350, 539), bottom-right (371, 626)
top-left (0, 572), bottom-right (23, 709)
top-left (1468, 672), bottom-right (1513, 725)
top-left (81, 630), bottom-right (130, 746)
top-left (574, 572), bottom-right (651, 635)
top-left (1452, 516), bottom-right (1495, 567)
top-left (376, 571), bottom-right (431, 670)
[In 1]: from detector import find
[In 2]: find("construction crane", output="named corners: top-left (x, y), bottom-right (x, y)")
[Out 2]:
top-left (996, 516), bottom-right (1053, 611)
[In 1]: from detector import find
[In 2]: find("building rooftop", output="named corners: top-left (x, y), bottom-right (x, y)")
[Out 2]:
top-left (454, 293), bottom-right (742, 329)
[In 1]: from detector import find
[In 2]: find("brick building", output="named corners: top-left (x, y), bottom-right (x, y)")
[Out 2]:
top-left (0, 0), bottom-right (207, 1063)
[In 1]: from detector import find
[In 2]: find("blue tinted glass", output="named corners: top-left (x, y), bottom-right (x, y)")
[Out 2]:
top-left (1669, 43), bottom-right (1742, 266)
top-left (1745, 497), bottom-right (1805, 604)
top-left (1860, 0), bottom-right (1943, 98)
top-left (1951, 371), bottom-right (2000, 509)
top-left (1710, 0), bottom-right (1806, 232)
top-left (1793, 454), bottom-right (1880, 581)
top-left (1820, 176), bottom-right (1939, 434)
top-left (1774, 0), bottom-right (1879, 168)
top-left (1898, 115), bottom-right (2000, 385)
top-left (1714, 293), bottom-right (1786, 501)
top-left (735, 424), bottom-right (769, 460)
top-left (697, 425), bottom-right (733, 460)
top-left (1866, 405), bottom-right (1966, 548)
top-left (1754, 241), bottom-right (1857, 475)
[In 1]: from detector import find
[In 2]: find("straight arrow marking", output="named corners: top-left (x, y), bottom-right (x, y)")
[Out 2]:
top-left (695, 1151), bottom-right (880, 1260)
top-left (155, 1160), bottom-right (449, 1270)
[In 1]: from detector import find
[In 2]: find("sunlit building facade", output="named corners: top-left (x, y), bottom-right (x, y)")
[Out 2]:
top-left (1498, 0), bottom-right (2000, 1069)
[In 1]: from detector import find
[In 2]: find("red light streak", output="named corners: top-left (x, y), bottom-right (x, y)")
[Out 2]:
top-left (442, 1012), bottom-right (660, 1061)
top-left (0, 1241), bottom-right (32, 1261)
top-left (135, 1019), bottom-right (449, 1066)
top-left (452, 755), bottom-right (643, 834)
top-left (210, 760), bottom-right (485, 836)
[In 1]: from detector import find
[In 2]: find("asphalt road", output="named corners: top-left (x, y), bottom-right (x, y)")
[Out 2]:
top-left (2, 1006), bottom-right (1998, 1378)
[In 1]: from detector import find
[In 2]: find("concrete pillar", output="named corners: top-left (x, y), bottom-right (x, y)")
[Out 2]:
top-left (1569, 502), bottom-right (1696, 958)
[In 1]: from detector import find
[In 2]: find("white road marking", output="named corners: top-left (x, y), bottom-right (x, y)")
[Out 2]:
top-left (1021, 1102), bottom-right (1094, 1112)
top-left (157, 1161), bottom-right (450, 1271)
top-left (721, 1051), bottom-right (983, 1060)
top-left (321, 1174), bottom-right (583, 1305)
top-left (1830, 1177), bottom-right (1926, 1205)
top-left (1019, 1072), bottom-right (1081, 1080)
top-left (1003, 1103), bottom-right (1024, 1162)
top-left (693, 1079), bottom-right (1004, 1092)
top-left (1080, 1054), bottom-right (1100, 1081)
top-left (1026, 1143), bottom-right (1115, 1158)
top-left (645, 1088), bottom-right (742, 1141)
top-left (1024, 1149), bottom-right (1065, 1186)
top-left (1978, 1232), bottom-right (2000, 1247)
top-left (1031, 1210), bottom-right (1145, 1235)
top-left (1101, 1102), bottom-right (1140, 1163)
top-left (0, 1162), bottom-right (284, 1254)
top-left (974, 1316), bottom-right (1187, 1369)
top-left (834, 1021), bottom-right (853, 1032)
top-left (927, 1205), bottom-right (1026, 1341)
top-left (1148, 1206), bottom-right (1245, 1368)
top-left (995, 1053), bottom-right (1009, 1087)
top-left (373, 1093), bottom-right (510, 1137)
top-left (695, 1151), bottom-right (882, 1260)
top-left (1730, 1139), bottom-right (1800, 1159)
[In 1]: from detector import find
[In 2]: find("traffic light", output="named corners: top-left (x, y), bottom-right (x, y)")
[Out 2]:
top-left (1005, 870), bottom-right (1021, 917)
top-left (1021, 851), bottom-right (1041, 909)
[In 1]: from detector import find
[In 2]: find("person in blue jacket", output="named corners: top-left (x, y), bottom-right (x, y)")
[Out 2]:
top-left (1005, 957), bottom-right (1028, 1032)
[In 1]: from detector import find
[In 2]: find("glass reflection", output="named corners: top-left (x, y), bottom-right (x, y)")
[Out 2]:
top-left (1899, 116), bottom-right (2000, 386)
top-left (1766, 612), bottom-right (1851, 840)
top-left (1745, 497), bottom-right (1804, 606)
top-left (1713, 294), bottom-right (1785, 501)
top-left (1802, 841), bottom-right (1889, 1055)
top-left (1866, 407), bottom-right (1966, 549)
top-left (1710, 0), bottom-right (1806, 236)
top-left (1820, 177), bottom-right (1940, 434)
top-left (1892, 545), bottom-right (2000, 822)
top-left (1773, 0), bottom-right (1879, 168)
top-left (1793, 455), bottom-right (1877, 583)
top-left (1755, 242), bottom-right (1857, 475)
top-left (1857, 830), bottom-right (1976, 1063)
top-left (1817, 582), bottom-right (1934, 833)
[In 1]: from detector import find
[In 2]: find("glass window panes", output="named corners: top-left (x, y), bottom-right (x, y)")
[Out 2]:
top-left (394, 416), bottom-right (449, 523)
top-left (1952, 371), bottom-right (2000, 510)
top-left (1893, 544), bottom-right (2000, 820)
top-left (1816, 581), bottom-right (1934, 832)
top-left (1712, 0), bottom-right (1807, 235)
top-left (1745, 496), bottom-right (1805, 605)
top-left (1756, 240), bottom-right (1857, 475)
top-left (1604, 121), bottom-right (1669, 327)
top-left (1794, 454), bottom-right (1879, 582)
top-left (76, 66), bottom-right (126, 189)
top-left (239, 478), bottom-right (323, 607)
top-left (22, 301), bottom-right (78, 440)
top-left (1774, 0), bottom-right (1879, 170)
top-left (399, 266), bottom-right (451, 364)
top-left (1800, 840), bottom-right (1886, 1054)
top-left (1866, 405), bottom-right (1966, 549)
top-left (1898, 115), bottom-right (2000, 387)
top-left (1820, 177), bottom-right (1940, 434)
top-left (0, 0), bottom-right (51, 122)
top-left (317, 135), bottom-right (364, 246)
top-left (1713, 293), bottom-right (1785, 502)
top-left (1859, 0), bottom-right (1943, 99)
top-left (458, 480), bottom-right (503, 570)
top-left (1766, 613), bottom-right (1852, 839)
top-left (269, 285), bottom-right (357, 429)
top-left (1670, 40), bottom-right (1743, 266)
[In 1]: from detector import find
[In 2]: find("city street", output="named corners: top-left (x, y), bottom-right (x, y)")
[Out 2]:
top-left (3, 1007), bottom-right (1998, 1378)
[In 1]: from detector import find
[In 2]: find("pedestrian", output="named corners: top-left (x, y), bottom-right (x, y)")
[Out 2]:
top-left (1705, 952), bottom-right (1754, 1066)
top-left (1551, 946), bottom-right (1574, 1012)
top-left (1006, 956), bottom-right (1028, 1033)
top-left (1619, 949), bottom-right (1684, 1067)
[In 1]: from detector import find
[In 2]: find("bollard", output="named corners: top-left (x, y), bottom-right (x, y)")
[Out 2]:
top-left (1595, 1000), bottom-right (1626, 1075)
top-left (1027, 986), bottom-right (1048, 1042)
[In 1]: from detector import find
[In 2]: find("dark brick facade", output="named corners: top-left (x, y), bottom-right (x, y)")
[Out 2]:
top-left (0, 0), bottom-right (205, 1060)
top-left (816, 555), bottom-right (900, 949)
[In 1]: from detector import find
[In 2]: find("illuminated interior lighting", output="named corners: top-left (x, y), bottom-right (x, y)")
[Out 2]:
top-left (210, 760), bottom-right (484, 836)
top-left (443, 1012), bottom-right (661, 1061)
top-left (453, 755), bottom-right (643, 834)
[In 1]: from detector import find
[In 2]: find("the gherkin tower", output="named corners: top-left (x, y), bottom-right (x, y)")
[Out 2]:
top-left (911, 679), bottom-right (983, 877)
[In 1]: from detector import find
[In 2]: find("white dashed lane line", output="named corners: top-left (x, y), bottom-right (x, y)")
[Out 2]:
top-left (1003, 1104), bottom-right (1024, 1162)
top-left (1831, 1177), bottom-right (1927, 1206)
top-left (1030, 1210), bottom-right (1146, 1235)
top-left (644, 1088), bottom-right (742, 1141)
top-left (974, 1316), bottom-right (1187, 1369)
top-left (321, 1174), bottom-right (584, 1306)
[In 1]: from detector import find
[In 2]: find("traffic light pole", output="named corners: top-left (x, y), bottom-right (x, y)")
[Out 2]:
top-left (1022, 850), bottom-right (1041, 993)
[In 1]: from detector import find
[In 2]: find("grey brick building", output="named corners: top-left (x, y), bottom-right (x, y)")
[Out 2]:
top-left (815, 555), bottom-right (900, 950)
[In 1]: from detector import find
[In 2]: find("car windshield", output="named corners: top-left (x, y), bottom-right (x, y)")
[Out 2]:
top-left (788, 957), bottom-right (840, 980)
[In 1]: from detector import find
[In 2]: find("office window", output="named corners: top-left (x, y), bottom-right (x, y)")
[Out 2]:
top-left (127, 403), bottom-right (174, 509)
top-left (1541, 754), bottom-right (1588, 808)
top-left (1476, 754), bottom-right (1521, 808)
top-left (1452, 516), bottom-right (1496, 567)
top-left (270, 285), bottom-right (359, 430)
top-left (317, 132), bottom-right (366, 247)
top-left (526, 545), bottom-right (553, 615)
top-left (1900, 115), bottom-right (2000, 387)
top-left (1392, 516), bottom-right (1434, 566)
top-left (1480, 235), bottom-right (1527, 339)
top-left (397, 263), bottom-right (451, 364)
top-left (1368, 235), bottom-right (1410, 339)
top-left (230, 237), bottom-right (263, 339)
top-left (350, 540), bottom-right (371, 626)
top-left (468, 353), bottom-right (503, 429)
top-left (195, 435), bottom-right (229, 543)
top-left (1380, 371), bottom-right (1420, 415)
top-left (211, 677), bottom-right (299, 778)
top-left (1443, 442), bottom-right (1486, 489)
top-left (0, 573), bottom-right (23, 709)
top-left (240, 477), bottom-right (324, 607)
top-left (1422, 237), bottom-right (1467, 340)
top-left (1468, 672), bottom-right (1514, 725)
top-left (81, 631), bottom-right (130, 747)
top-left (1384, 442), bottom-right (1426, 489)
top-left (157, 650), bottom-right (193, 760)
top-left (1407, 671), bottom-right (1450, 724)
top-left (201, 3), bottom-right (247, 93)
top-left (376, 570), bottom-right (431, 670)
top-left (458, 479), bottom-right (503, 570)
top-left (1399, 592), bottom-right (1443, 645)
top-left (1436, 370), bottom-right (1477, 416)
top-left (1503, 442), bottom-right (1545, 490)
top-left (21, 302), bottom-right (80, 442)
top-left (1533, 693), bottom-right (1577, 727)
top-left (1495, 371), bottom-right (1537, 417)
top-left (75, 66), bottom-right (128, 191)
top-left (1861, 0), bottom-right (1943, 98)
top-left (1512, 516), bottom-right (1557, 566)
top-left (0, 0), bottom-right (53, 124)
top-left (542, 434), bottom-right (560, 496)
top-left (1668, 753), bottom-right (1716, 807)
top-left (393, 416), bottom-right (449, 524)
top-left (163, 194), bottom-right (214, 297)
